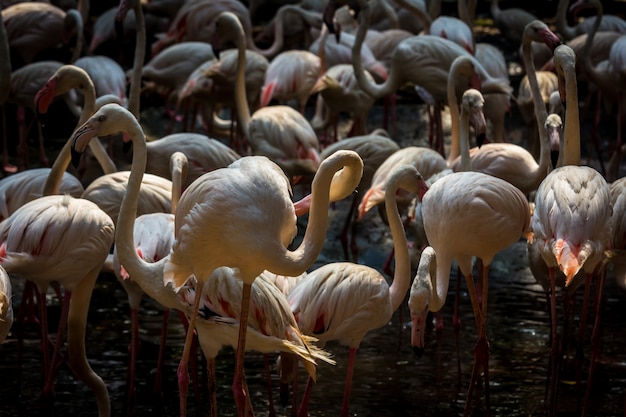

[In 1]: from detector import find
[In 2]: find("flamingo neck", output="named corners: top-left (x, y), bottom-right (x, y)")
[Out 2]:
top-left (127, 0), bottom-right (146, 119)
top-left (458, 99), bottom-right (473, 172)
top-left (431, 253), bottom-right (453, 312)
top-left (115, 113), bottom-right (161, 281)
top-left (555, 0), bottom-right (577, 41)
top-left (352, 0), bottom-right (396, 99)
top-left (43, 70), bottom-right (111, 196)
top-left (231, 17), bottom-right (252, 139)
top-left (521, 31), bottom-right (552, 181)
top-left (270, 152), bottom-right (363, 276)
top-left (385, 176), bottom-right (412, 312)
top-left (0, 12), bottom-right (10, 104)
top-left (561, 58), bottom-right (581, 166)
top-left (582, 2), bottom-right (603, 93)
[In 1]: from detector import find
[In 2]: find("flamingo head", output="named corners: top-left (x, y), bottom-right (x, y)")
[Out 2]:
top-left (545, 114), bottom-right (563, 168)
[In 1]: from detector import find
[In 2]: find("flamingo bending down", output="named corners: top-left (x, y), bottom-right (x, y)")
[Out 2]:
top-left (421, 89), bottom-right (531, 416)
top-left (530, 44), bottom-right (613, 415)
top-left (69, 102), bottom-right (363, 417)
top-left (287, 163), bottom-right (428, 417)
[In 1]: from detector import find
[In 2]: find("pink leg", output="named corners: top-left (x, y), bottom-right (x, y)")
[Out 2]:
top-left (297, 375), bottom-right (314, 417)
top-left (153, 309), bottom-right (171, 397)
top-left (264, 354), bottom-right (276, 417)
top-left (340, 347), bottom-right (358, 417)
top-left (178, 281), bottom-right (204, 417)
top-left (582, 266), bottom-right (606, 416)
top-left (126, 307), bottom-right (140, 405)
top-left (453, 267), bottom-right (462, 330)
top-left (208, 357), bottom-right (218, 417)
top-left (234, 282), bottom-right (255, 417)
top-left (43, 289), bottom-right (71, 398)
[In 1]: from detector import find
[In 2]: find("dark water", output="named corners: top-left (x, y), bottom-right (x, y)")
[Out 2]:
top-left (1, 197), bottom-right (626, 417)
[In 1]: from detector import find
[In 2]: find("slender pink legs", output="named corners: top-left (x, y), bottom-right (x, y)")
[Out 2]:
top-left (178, 280), bottom-right (203, 417)
top-left (234, 282), bottom-right (255, 417)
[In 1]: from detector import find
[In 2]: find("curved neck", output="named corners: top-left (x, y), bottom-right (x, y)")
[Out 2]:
top-left (67, 9), bottom-right (84, 63)
top-left (231, 18), bottom-right (252, 139)
top-left (555, 0), bottom-right (577, 41)
top-left (267, 152), bottom-right (363, 276)
top-left (376, 0), bottom-right (399, 29)
top-left (458, 97), bottom-right (473, 171)
top-left (561, 56), bottom-right (581, 166)
top-left (581, 2), bottom-right (603, 88)
top-left (0, 12), bottom-right (10, 104)
top-left (431, 252), bottom-right (452, 312)
top-left (128, 0), bottom-right (146, 119)
top-left (114, 112), bottom-right (163, 280)
top-left (43, 70), bottom-right (116, 195)
top-left (352, 0), bottom-right (396, 99)
top-left (521, 36), bottom-right (553, 187)
top-left (385, 174), bottom-right (412, 312)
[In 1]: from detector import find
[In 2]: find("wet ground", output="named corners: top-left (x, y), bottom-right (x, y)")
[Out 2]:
top-left (2, 9), bottom-right (626, 417)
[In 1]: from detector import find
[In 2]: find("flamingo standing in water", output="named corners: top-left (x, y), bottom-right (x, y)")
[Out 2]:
top-left (421, 89), bottom-right (531, 417)
top-left (0, 172), bottom-right (114, 415)
top-left (286, 163), bottom-right (428, 417)
top-left (69, 102), bottom-right (363, 417)
top-left (530, 44), bottom-right (612, 415)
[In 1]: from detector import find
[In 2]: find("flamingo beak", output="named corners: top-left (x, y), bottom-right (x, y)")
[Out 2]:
top-left (411, 310), bottom-right (428, 358)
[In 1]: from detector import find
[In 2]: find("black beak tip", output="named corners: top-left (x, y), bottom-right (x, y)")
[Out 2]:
top-left (551, 150), bottom-right (560, 169)
top-left (71, 147), bottom-right (82, 169)
top-left (477, 132), bottom-right (487, 148)
top-left (412, 346), bottom-right (424, 358)
top-left (123, 139), bottom-right (133, 154)
top-left (114, 20), bottom-right (124, 41)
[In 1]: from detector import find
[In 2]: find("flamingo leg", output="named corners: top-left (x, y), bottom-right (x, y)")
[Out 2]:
top-left (153, 308), bottom-right (171, 397)
top-left (43, 289), bottom-right (72, 397)
top-left (208, 357), bottom-right (218, 417)
top-left (297, 374), bottom-right (314, 417)
top-left (453, 266), bottom-right (462, 330)
top-left (125, 306), bottom-right (140, 408)
top-left (548, 266), bottom-right (560, 416)
top-left (340, 347), bottom-right (358, 417)
top-left (65, 267), bottom-right (110, 417)
top-left (575, 272), bottom-right (593, 389)
top-left (37, 286), bottom-right (52, 398)
top-left (264, 354), bottom-right (276, 417)
top-left (582, 266), bottom-right (606, 416)
top-left (178, 280), bottom-right (203, 417)
top-left (234, 282), bottom-right (255, 417)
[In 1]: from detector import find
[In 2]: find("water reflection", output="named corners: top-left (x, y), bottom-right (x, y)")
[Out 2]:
top-left (1, 204), bottom-right (626, 417)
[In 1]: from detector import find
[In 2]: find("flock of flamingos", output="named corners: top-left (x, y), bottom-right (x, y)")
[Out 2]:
top-left (0, 0), bottom-right (625, 416)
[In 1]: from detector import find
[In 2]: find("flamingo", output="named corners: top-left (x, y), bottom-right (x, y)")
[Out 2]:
top-left (287, 163), bottom-right (428, 417)
top-left (571, 0), bottom-right (626, 181)
top-left (474, 42), bottom-right (510, 142)
top-left (141, 41), bottom-right (216, 128)
top-left (0, 10), bottom-right (14, 173)
top-left (112, 151), bottom-right (187, 403)
top-left (357, 146), bottom-right (447, 220)
top-left (554, 0), bottom-right (626, 42)
top-left (0, 194), bottom-right (114, 417)
top-left (448, 22), bottom-right (563, 195)
top-left (215, 11), bottom-right (322, 181)
top-left (34, 64), bottom-right (119, 178)
top-left (295, 132), bottom-right (400, 260)
top-left (69, 102), bottom-right (363, 417)
top-left (6, 60), bottom-right (63, 170)
top-left (179, 268), bottom-right (333, 417)
top-left (420, 88), bottom-right (531, 416)
top-left (0, 265), bottom-right (12, 343)
top-left (529, 43), bottom-right (612, 415)
top-left (152, 0), bottom-right (320, 59)
top-left (260, 49), bottom-right (321, 112)
top-left (347, 0), bottom-right (511, 157)
top-left (609, 177), bottom-right (626, 291)
top-left (407, 245), bottom-right (438, 355)
top-left (489, 0), bottom-right (538, 46)
top-left (1, 2), bottom-right (83, 66)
